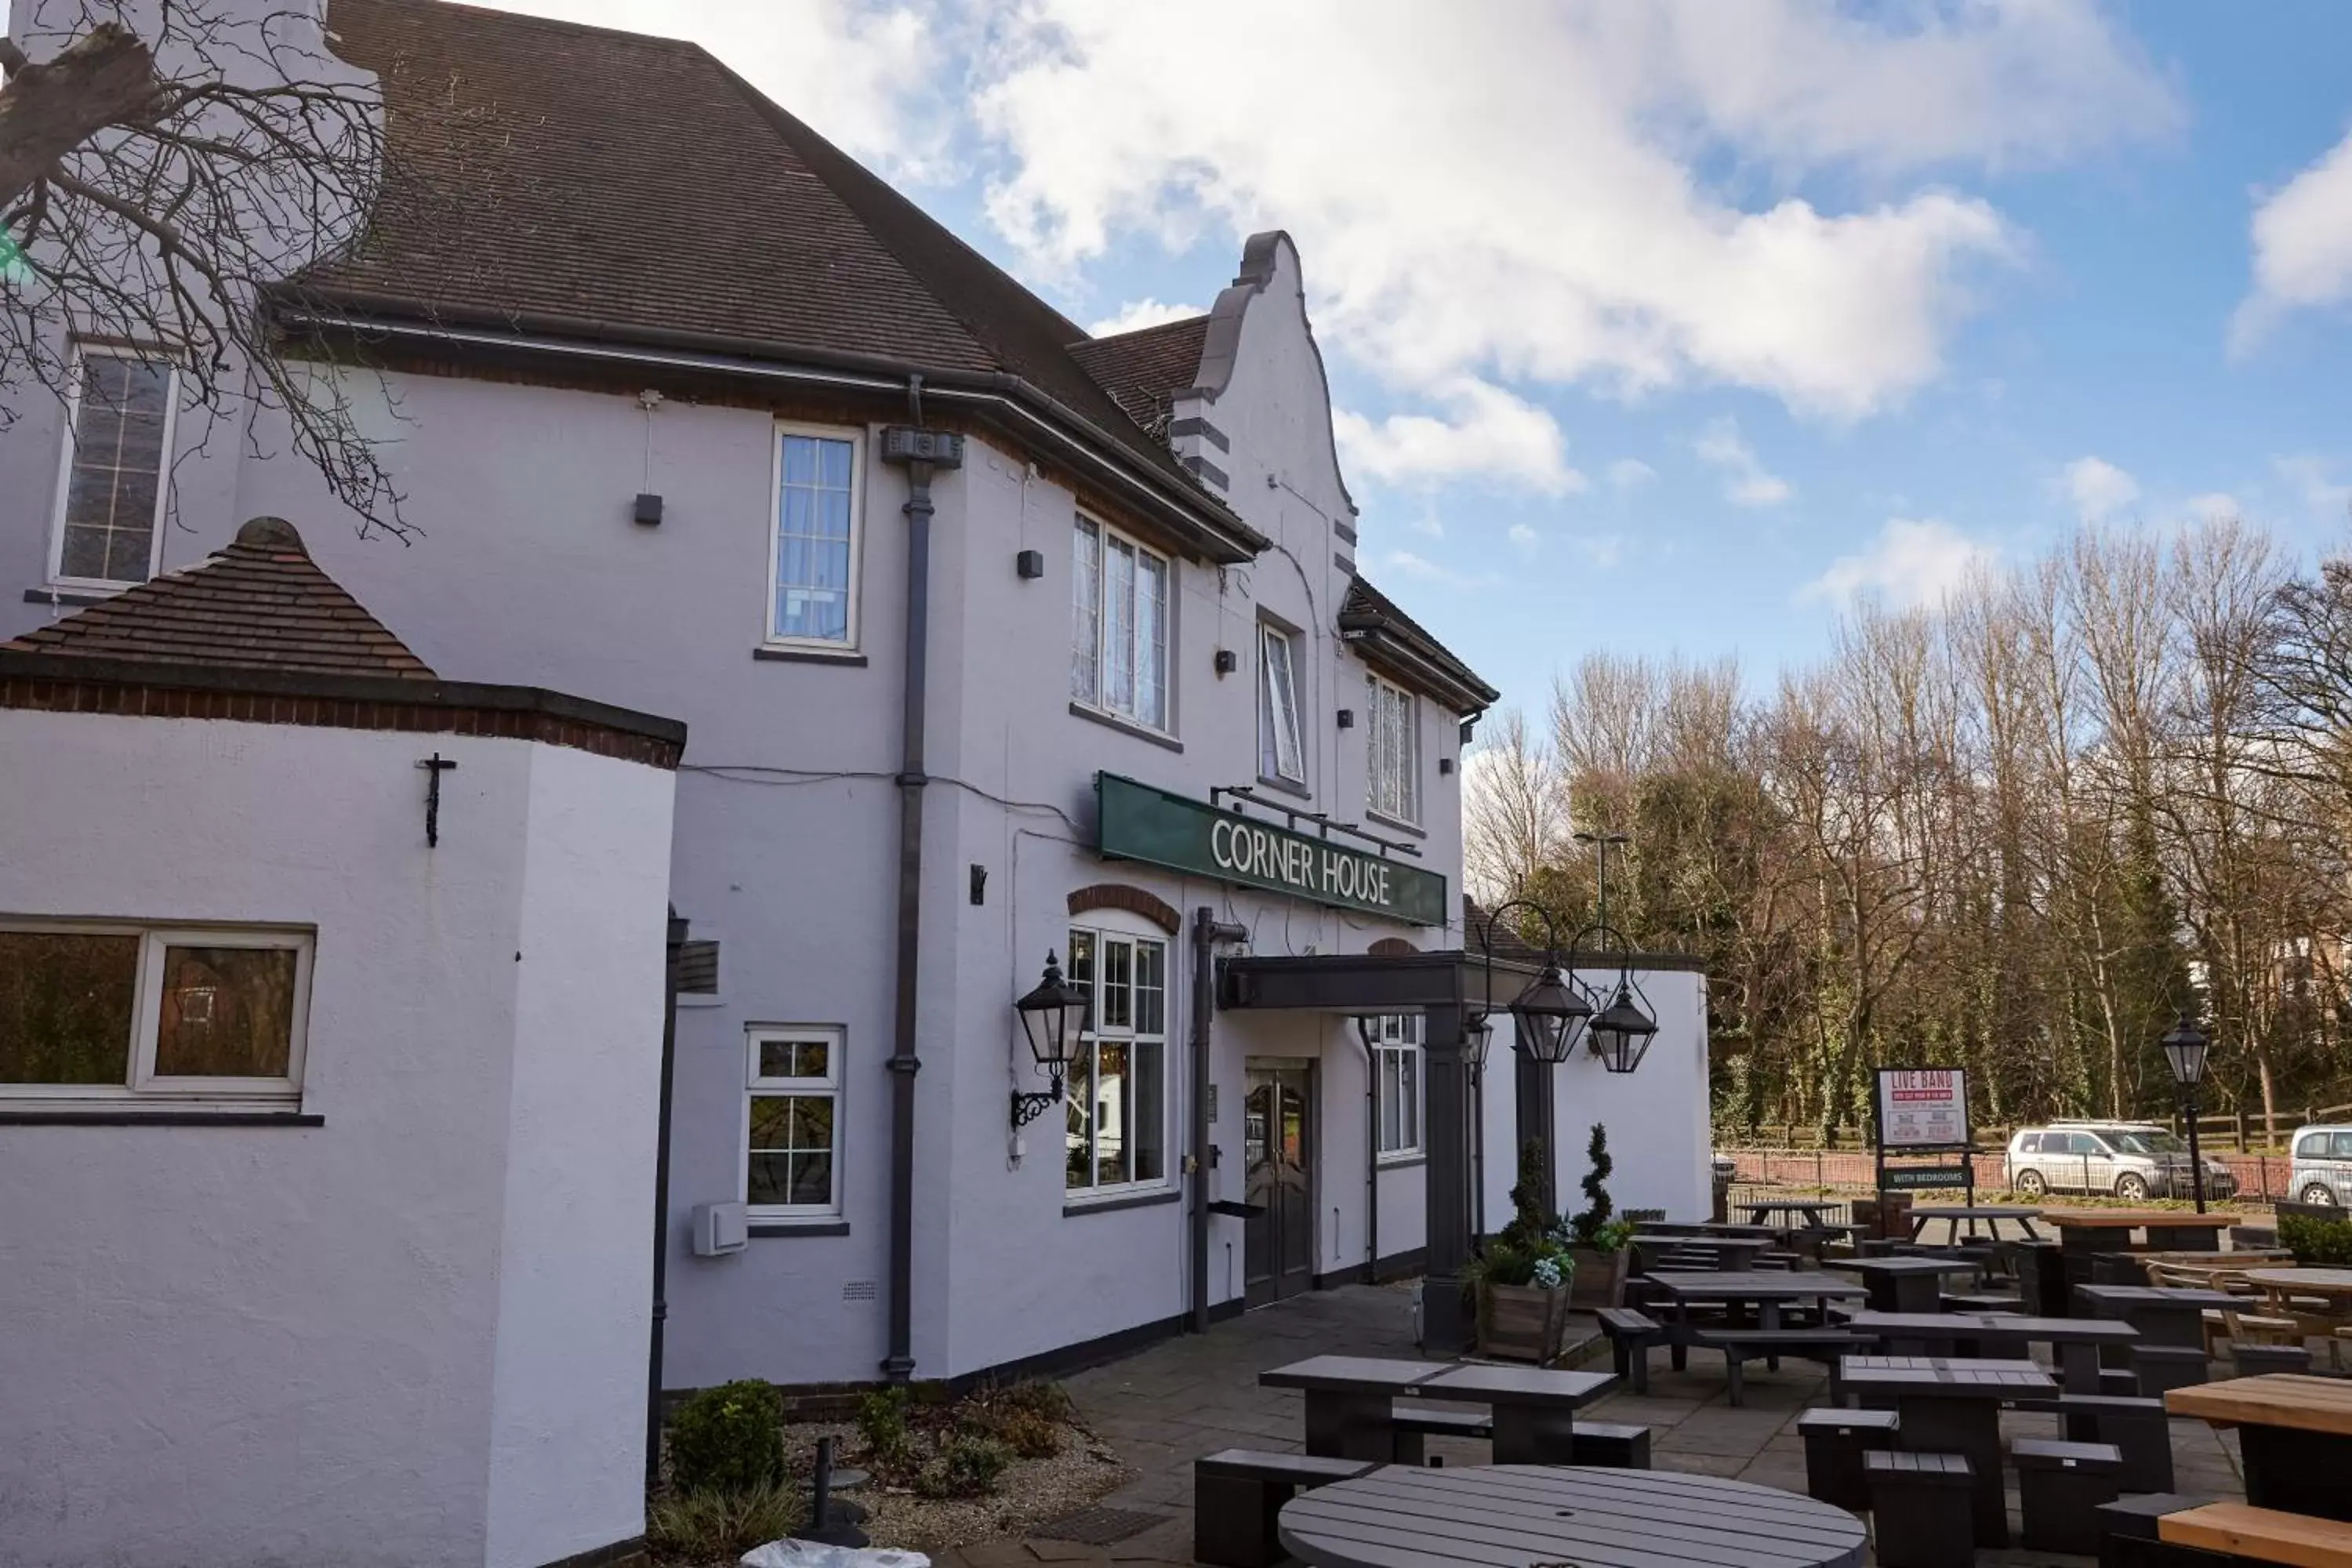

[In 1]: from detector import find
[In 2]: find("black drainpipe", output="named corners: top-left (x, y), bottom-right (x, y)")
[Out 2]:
top-left (1353, 1018), bottom-right (1378, 1281)
top-left (1190, 909), bottom-right (1247, 1332)
top-left (646, 906), bottom-right (686, 1485)
top-left (879, 382), bottom-right (960, 1382)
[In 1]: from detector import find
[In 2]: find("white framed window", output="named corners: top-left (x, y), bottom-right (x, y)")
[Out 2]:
top-left (1367, 1014), bottom-right (1423, 1160)
top-left (744, 1025), bottom-right (842, 1217)
top-left (0, 922), bottom-right (311, 1105)
top-left (1070, 513), bottom-right (1171, 731)
top-left (1259, 622), bottom-right (1305, 785)
top-left (1367, 673), bottom-right (1420, 826)
top-left (1065, 924), bottom-right (1169, 1195)
top-left (767, 425), bottom-right (863, 648)
top-left (49, 345), bottom-right (177, 590)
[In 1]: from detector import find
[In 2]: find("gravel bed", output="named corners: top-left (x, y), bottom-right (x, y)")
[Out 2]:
top-left (778, 1415), bottom-right (1131, 1558)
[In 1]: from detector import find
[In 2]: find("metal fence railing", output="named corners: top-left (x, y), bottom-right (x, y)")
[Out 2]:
top-left (1721, 1148), bottom-right (2299, 1208)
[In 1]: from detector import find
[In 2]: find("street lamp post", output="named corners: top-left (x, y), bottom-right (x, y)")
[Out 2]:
top-left (2161, 1009), bottom-right (2212, 1214)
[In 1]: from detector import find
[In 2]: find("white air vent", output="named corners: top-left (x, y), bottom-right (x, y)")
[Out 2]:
top-left (842, 1279), bottom-right (880, 1302)
top-left (690, 1201), bottom-right (748, 1257)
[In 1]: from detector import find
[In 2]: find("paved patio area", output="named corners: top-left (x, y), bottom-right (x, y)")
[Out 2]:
top-left (931, 1281), bottom-right (2249, 1568)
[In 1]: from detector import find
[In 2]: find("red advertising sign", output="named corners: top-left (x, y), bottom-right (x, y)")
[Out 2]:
top-left (1876, 1067), bottom-right (1970, 1151)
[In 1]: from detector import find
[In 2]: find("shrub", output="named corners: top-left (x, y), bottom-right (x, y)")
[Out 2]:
top-left (993, 1406), bottom-right (1063, 1459)
top-left (915, 1432), bottom-right (1009, 1498)
top-left (666, 1380), bottom-right (784, 1494)
top-left (2282, 1211), bottom-right (2352, 1267)
top-left (647, 1480), bottom-right (802, 1560)
top-left (959, 1381), bottom-right (1069, 1459)
top-left (1571, 1123), bottom-right (1616, 1246)
top-left (855, 1385), bottom-right (916, 1475)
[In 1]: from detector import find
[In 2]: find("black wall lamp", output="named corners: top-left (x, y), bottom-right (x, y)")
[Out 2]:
top-left (1470, 901), bottom-right (1591, 1065)
top-left (1570, 832), bottom-right (1658, 1074)
top-left (1012, 949), bottom-right (1090, 1127)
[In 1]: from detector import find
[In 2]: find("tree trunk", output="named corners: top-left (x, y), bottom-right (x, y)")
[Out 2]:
top-left (0, 24), bottom-right (162, 211)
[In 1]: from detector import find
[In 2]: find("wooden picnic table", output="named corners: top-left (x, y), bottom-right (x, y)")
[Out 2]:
top-left (2169, 1374), bottom-right (2352, 1522)
top-left (1835, 1254), bottom-right (1984, 1312)
top-left (2039, 1207), bottom-right (2237, 1253)
top-left (1745, 1198), bottom-right (1842, 1230)
top-left (2074, 1282), bottom-right (2242, 1355)
top-left (1844, 1309), bottom-right (2135, 1391)
top-left (1279, 1463), bottom-right (1869, 1568)
top-left (1414, 1364), bottom-right (1616, 1464)
top-left (2243, 1266), bottom-right (2352, 1305)
top-left (1258, 1356), bottom-right (1442, 1461)
top-left (1907, 1204), bottom-right (2044, 1243)
top-left (1842, 1356), bottom-right (2056, 1547)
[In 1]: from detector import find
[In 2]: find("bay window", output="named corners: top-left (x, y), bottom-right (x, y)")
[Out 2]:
top-left (1071, 514), bottom-right (1171, 731)
top-left (1065, 924), bottom-right (1168, 1194)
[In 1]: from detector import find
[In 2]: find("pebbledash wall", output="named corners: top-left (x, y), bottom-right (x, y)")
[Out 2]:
top-left (0, 708), bottom-right (677, 1568)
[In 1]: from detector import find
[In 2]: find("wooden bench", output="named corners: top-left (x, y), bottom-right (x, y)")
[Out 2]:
top-left (1193, 1449), bottom-right (1377, 1567)
top-left (1942, 1291), bottom-right (2024, 1313)
top-left (1388, 1401), bottom-right (1492, 1464)
top-left (1866, 1451), bottom-right (1976, 1568)
top-left (2057, 1393), bottom-right (2176, 1494)
top-left (2098, 1492), bottom-right (2219, 1568)
top-left (1596, 1307), bottom-right (1663, 1393)
top-left (1692, 1328), bottom-right (1869, 1406)
top-left (2159, 1501), bottom-right (2352, 1568)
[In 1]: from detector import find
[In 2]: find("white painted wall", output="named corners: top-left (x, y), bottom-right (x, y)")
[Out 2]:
top-left (0, 711), bottom-right (673, 1568)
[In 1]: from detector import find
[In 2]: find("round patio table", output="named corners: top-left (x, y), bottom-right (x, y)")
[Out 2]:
top-left (1279, 1463), bottom-right (1868, 1568)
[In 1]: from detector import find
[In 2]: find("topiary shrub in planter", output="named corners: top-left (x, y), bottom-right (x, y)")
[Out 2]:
top-left (1466, 1142), bottom-right (1575, 1363)
top-left (1566, 1123), bottom-right (1632, 1309)
top-left (666, 1379), bottom-right (786, 1494)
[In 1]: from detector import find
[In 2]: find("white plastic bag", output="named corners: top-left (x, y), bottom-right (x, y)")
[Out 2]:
top-left (740, 1541), bottom-right (930, 1568)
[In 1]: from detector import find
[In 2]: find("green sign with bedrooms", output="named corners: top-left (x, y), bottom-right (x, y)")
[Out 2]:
top-left (1094, 772), bottom-right (1447, 927)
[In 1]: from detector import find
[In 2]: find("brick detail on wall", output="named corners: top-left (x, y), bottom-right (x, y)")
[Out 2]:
top-left (0, 676), bottom-right (684, 769)
top-left (1066, 882), bottom-right (1182, 935)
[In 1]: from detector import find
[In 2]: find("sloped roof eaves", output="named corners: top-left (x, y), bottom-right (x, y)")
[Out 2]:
top-left (1340, 578), bottom-right (1501, 714)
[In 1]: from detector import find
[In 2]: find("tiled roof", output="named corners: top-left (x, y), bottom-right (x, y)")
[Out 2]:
top-left (313, 0), bottom-right (1256, 552)
top-left (1464, 898), bottom-right (1548, 962)
top-left (1067, 316), bottom-right (1210, 433)
top-left (9, 517), bottom-right (440, 679)
top-left (1341, 577), bottom-right (1501, 713)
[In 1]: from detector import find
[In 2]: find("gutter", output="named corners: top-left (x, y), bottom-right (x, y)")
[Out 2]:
top-left (273, 296), bottom-right (1269, 564)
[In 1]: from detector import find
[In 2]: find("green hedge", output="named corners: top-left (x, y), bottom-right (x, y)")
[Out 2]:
top-left (2281, 1211), bottom-right (2352, 1268)
top-left (667, 1379), bottom-right (785, 1494)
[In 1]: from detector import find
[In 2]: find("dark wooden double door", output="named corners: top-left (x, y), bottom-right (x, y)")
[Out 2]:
top-left (1243, 1065), bottom-right (1314, 1307)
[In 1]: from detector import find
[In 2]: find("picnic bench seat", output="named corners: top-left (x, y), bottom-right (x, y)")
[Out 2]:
top-left (1388, 1401), bottom-right (1492, 1464)
top-left (1866, 1451), bottom-right (1976, 1568)
top-left (2098, 1492), bottom-right (2219, 1568)
top-left (1597, 1307), bottom-right (1663, 1392)
top-left (1691, 1327), bottom-right (1868, 1406)
top-left (2056, 1393), bottom-right (2176, 1493)
top-left (1567, 1421), bottom-right (1652, 1468)
top-left (2158, 1501), bottom-right (2352, 1568)
top-left (1942, 1290), bottom-right (2024, 1313)
top-left (1193, 1449), bottom-right (1377, 1568)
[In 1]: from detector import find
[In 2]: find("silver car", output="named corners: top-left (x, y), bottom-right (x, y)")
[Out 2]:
top-left (2006, 1120), bottom-right (2238, 1202)
top-left (2290, 1124), bottom-right (2352, 1206)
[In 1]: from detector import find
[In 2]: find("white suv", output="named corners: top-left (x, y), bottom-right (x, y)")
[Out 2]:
top-left (2006, 1121), bottom-right (2238, 1202)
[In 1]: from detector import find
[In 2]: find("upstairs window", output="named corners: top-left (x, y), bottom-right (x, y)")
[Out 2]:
top-left (1367, 673), bottom-right (1420, 826)
top-left (1258, 624), bottom-right (1305, 785)
top-left (51, 347), bottom-right (176, 589)
top-left (1071, 514), bottom-right (1170, 731)
top-left (0, 923), bottom-right (310, 1105)
top-left (768, 427), bottom-right (862, 648)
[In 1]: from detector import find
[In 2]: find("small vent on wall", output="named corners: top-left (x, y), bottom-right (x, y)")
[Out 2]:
top-left (842, 1279), bottom-right (880, 1302)
top-left (677, 939), bottom-right (720, 996)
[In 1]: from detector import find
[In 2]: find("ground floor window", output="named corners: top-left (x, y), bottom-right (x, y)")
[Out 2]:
top-left (1065, 925), bottom-right (1167, 1194)
top-left (745, 1025), bottom-right (841, 1217)
top-left (1367, 1014), bottom-right (1422, 1159)
top-left (0, 923), bottom-right (310, 1103)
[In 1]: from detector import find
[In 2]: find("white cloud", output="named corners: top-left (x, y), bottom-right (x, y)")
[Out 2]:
top-left (1694, 417), bottom-right (1791, 506)
top-left (2185, 492), bottom-right (2241, 522)
top-left (1606, 458), bottom-right (1657, 491)
top-left (1376, 550), bottom-right (1497, 592)
top-left (1508, 523), bottom-right (1540, 557)
top-left (2234, 127), bottom-right (2352, 353)
top-left (1334, 379), bottom-right (1585, 495)
top-left (2275, 454), bottom-right (2352, 520)
top-left (968, 1), bottom-right (2173, 422)
top-left (1577, 534), bottom-right (1628, 568)
top-left (2060, 456), bottom-right (2140, 524)
top-left (1086, 299), bottom-right (1203, 337)
top-left (1802, 517), bottom-right (1994, 608)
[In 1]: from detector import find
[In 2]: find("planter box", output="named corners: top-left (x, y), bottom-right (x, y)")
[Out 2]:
top-left (1567, 1247), bottom-right (1628, 1309)
top-left (1479, 1281), bottom-right (1573, 1364)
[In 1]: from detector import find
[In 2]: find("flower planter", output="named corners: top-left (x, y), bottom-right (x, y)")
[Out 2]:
top-left (1478, 1281), bottom-right (1573, 1364)
top-left (1567, 1247), bottom-right (1628, 1309)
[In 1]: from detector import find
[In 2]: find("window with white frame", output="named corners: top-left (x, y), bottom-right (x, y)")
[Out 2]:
top-left (1367, 673), bottom-right (1420, 825)
top-left (1065, 925), bottom-right (1168, 1193)
top-left (0, 924), bottom-right (310, 1103)
top-left (1367, 1014), bottom-right (1423, 1159)
top-left (51, 347), bottom-right (176, 589)
top-left (1070, 514), bottom-right (1171, 731)
top-left (1258, 622), bottom-right (1305, 785)
top-left (744, 1025), bottom-right (842, 1216)
top-left (768, 427), bottom-right (862, 648)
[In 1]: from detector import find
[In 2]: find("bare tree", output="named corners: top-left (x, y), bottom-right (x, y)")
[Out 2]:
top-left (1, 2), bottom-right (403, 535)
top-left (1463, 708), bottom-right (1564, 903)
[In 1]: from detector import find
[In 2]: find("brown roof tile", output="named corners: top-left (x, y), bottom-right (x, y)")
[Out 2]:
top-left (9, 517), bottom-right (440, 680)
top-left (1068, 316), bottom-right (1210, 434)
top-left (1341, 576), bottom-right (1499, 713)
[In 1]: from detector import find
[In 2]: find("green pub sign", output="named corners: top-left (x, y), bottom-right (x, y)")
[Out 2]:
top-left (1882, 1165), bottom-right (1973, 1191)
top-left (1094, 773), bottom-right (1448, 927)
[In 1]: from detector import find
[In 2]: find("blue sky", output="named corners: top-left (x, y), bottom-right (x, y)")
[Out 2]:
top-left (409, 5), bottom-right (2352, 713)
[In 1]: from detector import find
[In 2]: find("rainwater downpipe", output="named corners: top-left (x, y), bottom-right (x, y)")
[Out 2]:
top-left (1190, 909), bottom-right (1247, 1332)
top-left (880, 377), bottom-right (959, 1382)
top-left (1355, 1017), bottom-right (1378, 1280)
top-left (646, 908), bottom-right (687, 1484)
